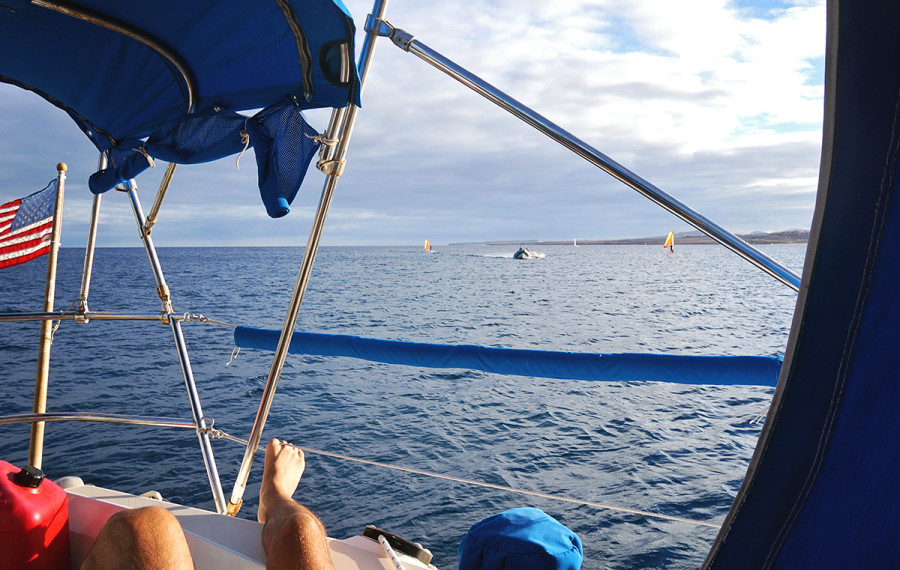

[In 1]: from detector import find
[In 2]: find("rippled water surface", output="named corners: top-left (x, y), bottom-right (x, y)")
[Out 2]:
top-left (0, 244), bottom-right (804, 568)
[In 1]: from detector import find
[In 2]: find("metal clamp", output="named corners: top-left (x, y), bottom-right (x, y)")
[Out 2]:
top-left (156, 284), bottom-right (174, 316)
top-left (75, 300), bottom-right (90, 323)
top-left (317, 159), bottom-right (346, 177)
top-left (364, 14), bottom-right (394, 37)
top-left (390, 29), bottom-right (415, 51)
top-left (364, 15), bottom-right (415, 51)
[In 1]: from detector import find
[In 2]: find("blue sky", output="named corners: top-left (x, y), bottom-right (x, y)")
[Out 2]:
top-left (0, 0), bottom-right (826, 247)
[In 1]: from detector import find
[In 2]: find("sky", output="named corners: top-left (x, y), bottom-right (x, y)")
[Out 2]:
top-left (0, 0), bottom-right (826, 247)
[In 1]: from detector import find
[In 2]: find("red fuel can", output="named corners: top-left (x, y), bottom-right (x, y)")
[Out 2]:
top-left (0, 460), bottom-right (71, 569)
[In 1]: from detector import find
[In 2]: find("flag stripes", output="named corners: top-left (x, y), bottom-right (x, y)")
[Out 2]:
top-left (0, 182), bottom-right (57, 269)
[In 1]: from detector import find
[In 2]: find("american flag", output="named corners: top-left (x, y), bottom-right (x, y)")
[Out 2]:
top-left (0, 181), bottom-right (57, 269)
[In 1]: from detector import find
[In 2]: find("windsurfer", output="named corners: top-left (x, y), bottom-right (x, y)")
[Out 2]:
top-left (80, 439), bottom-right (334, 570)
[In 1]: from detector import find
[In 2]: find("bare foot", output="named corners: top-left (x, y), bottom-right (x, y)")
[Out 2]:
top-left (257, 438), bottom-right (305, 524)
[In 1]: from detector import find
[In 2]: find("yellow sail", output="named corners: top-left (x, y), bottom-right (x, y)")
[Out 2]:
top-left (424, 238), bottom-right (431, 251)
top-left (663, 232), bottom-right (674, 250)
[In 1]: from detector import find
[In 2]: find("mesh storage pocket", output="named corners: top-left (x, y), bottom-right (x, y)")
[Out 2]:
top-left (247, 99), bottom-right (321, 218)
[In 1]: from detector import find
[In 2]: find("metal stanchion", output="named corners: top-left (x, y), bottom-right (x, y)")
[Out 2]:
top-left (28, 163), bottom-right (67, 469)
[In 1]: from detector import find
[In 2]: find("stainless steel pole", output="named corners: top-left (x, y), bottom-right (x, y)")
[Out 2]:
top-left (126, 182), bottom-right (228, 514)
top-left (4, 412), bottom-right (196, 429)
top-left (77, 195), bottom-right (101, 319)
top-left (144, 162), bottom-right (177, 236)
top-left (318, 108), bottom-right (347, 165)
top-left (372, 23), bottom-right (801, 291)
top-left (0, 312), bottom-right (171, 322)
top-left (77, 153), bottom-right (105, 319)
top-left (226, 0), bottom-right (392, 516)
top-left (28, 163), bottom-right (67, 469)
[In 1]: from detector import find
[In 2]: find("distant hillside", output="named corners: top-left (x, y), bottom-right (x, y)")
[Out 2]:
top-left (470, 230), bottom-right (809, 246)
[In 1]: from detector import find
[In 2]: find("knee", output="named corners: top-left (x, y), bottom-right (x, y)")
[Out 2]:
top-left (269, 509), bottom-right (322, 546)
top-left (105, 506), bottom-right (182, 542)
top-left (122, 505), bottom-right (178, 523)
top-left (83, 506), bottom-right (191, 569)
top-left (112, 506), bottom-right (178, 529)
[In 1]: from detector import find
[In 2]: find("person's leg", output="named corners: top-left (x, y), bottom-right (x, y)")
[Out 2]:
top-left (258, 439), bottom-right (335, 570)
top-left (81, 505), bottom-right (194, 570)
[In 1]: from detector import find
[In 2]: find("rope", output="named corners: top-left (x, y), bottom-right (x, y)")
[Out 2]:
top-left (226, 346), bottom-right (240, 366)
top-left (307, 132), bottom-right (339, 147)
top-left (49, 300), bottom-right (77, 344)
top-left (179, 313), bottom-right (237, 328)
top-left (236, 119), bottom-right (250, 170)
top-left (378, 534), bottom-right (407, 570)
top-left (750, 405), bottom-right (770, 425)
top-left (199, 421), bottom-right (720, 529)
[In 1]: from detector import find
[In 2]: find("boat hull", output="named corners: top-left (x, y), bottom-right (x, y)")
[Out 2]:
top-left (513, 248), bottom-right (544, 259)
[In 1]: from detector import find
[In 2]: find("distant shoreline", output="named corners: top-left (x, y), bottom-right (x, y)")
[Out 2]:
top-left (457, 230), bottom-right (810, 247)
top-left (52, 230), bottom-right (809, 249)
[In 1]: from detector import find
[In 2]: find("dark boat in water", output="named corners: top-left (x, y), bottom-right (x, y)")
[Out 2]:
top-left (513, 247), bottom-right (544, 259)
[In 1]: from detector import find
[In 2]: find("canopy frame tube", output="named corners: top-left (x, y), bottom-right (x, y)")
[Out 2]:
top-left (77, 194), bottom-right (101, 319)
top-left (77, 154), bottom-right (105, 319)
top-left (125, 183), bottom-right (227, 514)
top-left (31, 0), bottom-right (196, 114)
top-left (225, 0), bottom-right (392, 516)
top-left (366, 18), bottom-right (801, 291)
top-left (144, 162), bottom-right (177, 236)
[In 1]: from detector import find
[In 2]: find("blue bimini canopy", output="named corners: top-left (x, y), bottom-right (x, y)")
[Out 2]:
top-left (234, 326), bottom-right (783, 386)
top-left (0, 0), bottom-right (360, 148)
top-left (704, 0), bottom-right (900, 567)
top-left (0, 0), bottom-right (361, 215)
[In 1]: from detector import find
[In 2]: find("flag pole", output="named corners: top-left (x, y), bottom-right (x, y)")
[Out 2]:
top-left (28, 163), bottom-right (67, 469)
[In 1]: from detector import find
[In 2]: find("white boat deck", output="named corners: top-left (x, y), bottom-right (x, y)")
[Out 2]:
top-left (65, 484), bottom-right (435, 569)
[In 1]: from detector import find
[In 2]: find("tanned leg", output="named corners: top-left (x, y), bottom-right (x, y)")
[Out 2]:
top-left (81, 505), bottom-right (193, 570)
top-left (259, 439), bottom-right (335, 570)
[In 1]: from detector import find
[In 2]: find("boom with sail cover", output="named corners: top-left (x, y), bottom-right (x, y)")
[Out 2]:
top-left (234, 326), bottom-right (782, 387)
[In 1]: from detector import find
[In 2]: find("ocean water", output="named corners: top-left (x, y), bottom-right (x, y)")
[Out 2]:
top-left (0, 244), bottom-right (804, 568)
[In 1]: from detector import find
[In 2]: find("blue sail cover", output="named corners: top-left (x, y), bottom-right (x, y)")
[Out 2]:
top-left (234, 326), bottom-right (782, 386)
top-left (704, 0), bottom-right (900, 567)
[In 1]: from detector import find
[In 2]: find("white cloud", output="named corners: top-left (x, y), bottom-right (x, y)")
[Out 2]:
top-left (0, 0), bottom-right (826, 246)
top-left (334, 0), bottom-right (825, 241)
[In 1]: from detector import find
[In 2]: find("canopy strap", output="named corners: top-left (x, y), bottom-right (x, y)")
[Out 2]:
top-left (132, 145), bottom-right (156, 169)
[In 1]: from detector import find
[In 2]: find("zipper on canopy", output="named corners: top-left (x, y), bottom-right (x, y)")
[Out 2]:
top-left (276, 0), bottom-right (315, 103)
